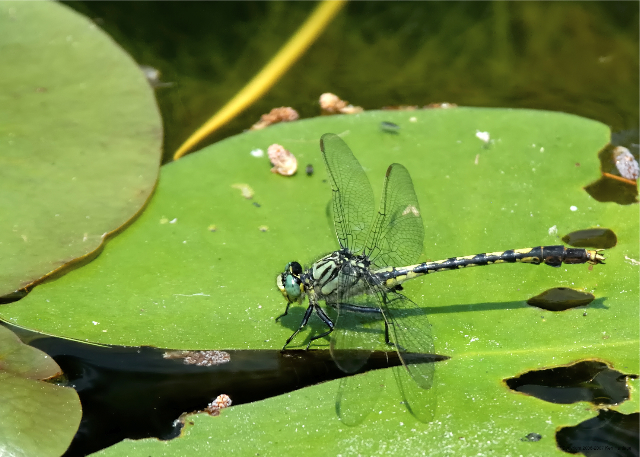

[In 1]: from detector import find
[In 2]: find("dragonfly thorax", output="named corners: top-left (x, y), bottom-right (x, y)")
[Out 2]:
top-left (277, 250), bottom-right (376, 306)
top-left (310, 250), bottom-right (374, 303)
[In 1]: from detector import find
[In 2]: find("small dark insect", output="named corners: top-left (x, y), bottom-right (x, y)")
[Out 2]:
top-left (380, 121), bottom-right (400, 134)
top-left (253, 202), bottom-right (261, 208)
top-left (521, 433), bottom-right (542, 442)
top-left (306, 164), bottom-right (314, 176)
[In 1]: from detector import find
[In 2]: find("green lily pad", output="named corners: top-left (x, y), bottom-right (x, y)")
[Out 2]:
top-left (0, 323), bottom-right (60, 380)
top-left (0, 325), bottom-right (81, 457)
top-left (93, 355), bottom-right (637, 457)
top-left (2, 108), bottom-right (638, 455)
top-left (0, 1), bottom-right (162, 296)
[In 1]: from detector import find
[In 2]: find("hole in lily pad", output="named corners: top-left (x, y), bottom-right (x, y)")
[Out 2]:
top-left (556, 410), bottom-right (639, 457)
top-left (26, 331), bottom-right (448, 457)
top-left (584, 140), bottom-right (639, 205)
top-left (584, 176), bottom-right (638, 205)
top-left (504, 360), bottom-right (638, 406)
top-left (562, 228), bottom-right (618, 249)
top-left (527, 287), bottom-right (595, 311)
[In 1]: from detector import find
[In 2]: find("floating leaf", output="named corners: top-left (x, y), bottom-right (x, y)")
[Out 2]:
top-left (0, 1), bottom-right (162, 296)
top-left (0, 326), bottom-right (81, 457)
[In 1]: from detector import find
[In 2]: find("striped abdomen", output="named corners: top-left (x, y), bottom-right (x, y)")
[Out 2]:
top-left (376, 245), bottom-right (605, 289)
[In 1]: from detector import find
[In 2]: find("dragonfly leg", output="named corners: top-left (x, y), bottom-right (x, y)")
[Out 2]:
top-left (305, 304), bottom-right (335, 350)
top-left (281, 304), bottom-right (314, 351)
top-left (383, 321), bottom-right (407, 351)
top-left (384, 320), bottom-right (392, 345)
top-left (275, 302), bottom-right (292, 322)
top-left (336, 303), bottom-right (382, 314)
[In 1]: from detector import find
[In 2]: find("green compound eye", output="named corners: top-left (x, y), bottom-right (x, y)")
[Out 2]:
top-left (284, 274), bottom-right (301, 299)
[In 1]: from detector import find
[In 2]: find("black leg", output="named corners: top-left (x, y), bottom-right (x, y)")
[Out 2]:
top-left (305, 305), bottom-right (335, 349)
top-left (275, 302), bottom-right (291, 322)
top-left (281, 304), bottom-right (314, 351)
top-left (383, 321), bottom-right (405, 350)
top-left (384, 320), bottom-right (392, 345)
top-left (379, 295), bottom-right (399, 348)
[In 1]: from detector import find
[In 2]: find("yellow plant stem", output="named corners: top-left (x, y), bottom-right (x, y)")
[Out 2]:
top-left (173, 0), bottom-right (346, 160)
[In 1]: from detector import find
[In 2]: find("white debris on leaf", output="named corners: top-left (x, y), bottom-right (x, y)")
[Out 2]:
top-left (548, 225), bottom-right (558, 236)
top-left (624, 255), bottom-right (640, 266)
top-left (250, 107), bottom-right (299, 130)
top-left (250, 148), bottom-right (264, 157)
top-left (205, 394), bottom-right (232, 416)
top-left (163, 350), bottom-right (231, 366)
top-left (570, 206), bottom-right (578, 212)
top-left (319, 92), bottom-right (363, 114)
top-left (268, 144), bottom-right (297, 176)
top-left (613, 146), bottom-right (639, 180)
top-left (231, 183), bottom-right (255, 199)
top-left (475, 130), bottom-right (490, 143)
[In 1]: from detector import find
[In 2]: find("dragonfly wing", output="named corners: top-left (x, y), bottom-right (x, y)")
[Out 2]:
top-left (366, 163), bottom-right (424, 268)
top-left (392, 363), bottom-right (437, 423)
top-left (380, 289), bottom-right (435, 390)
top-left (336, 369), bottom-right (386, 426)
top-left (329, 270), bottom-right (384, 374)
top-left (320, 133), bottom-right (376, 253)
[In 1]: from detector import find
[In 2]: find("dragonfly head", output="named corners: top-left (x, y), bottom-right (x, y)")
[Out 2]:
top-left (277, 261), bottom-right (305, 303)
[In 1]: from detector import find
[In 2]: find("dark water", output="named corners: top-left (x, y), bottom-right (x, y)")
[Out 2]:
top-left (11, 324), bottom-right (445, 457)
top-left (64, 1), bottom-right (639, 163)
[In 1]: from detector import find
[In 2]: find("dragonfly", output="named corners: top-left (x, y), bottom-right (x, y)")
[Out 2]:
top-left (276, 133), bottom-right (605, 389)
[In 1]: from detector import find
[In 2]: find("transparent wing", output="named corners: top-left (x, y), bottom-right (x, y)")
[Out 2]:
top-left (380, 290), bottom-right (434, 390)
top-left (365, 163), bottom-right (424, 268)
top-left (335, 369), bottom-right (385, 426)
top-left (320, 133), bottom-right (376, 254)
top-left (392, 363), bottom-right (437, 423)
top-left (329, 270), bottom-right (383, 374)
top-left (330, 308), bottom-right (380, 374)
